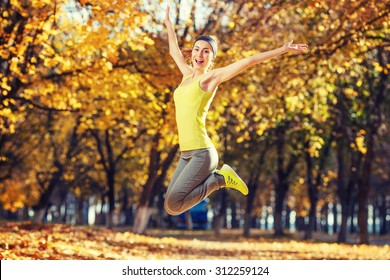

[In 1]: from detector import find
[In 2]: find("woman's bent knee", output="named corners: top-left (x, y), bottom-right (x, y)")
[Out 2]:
top-left (164, 196), bottom-right (184, 216)
top-left (164, 204), bottom-right (183, 216)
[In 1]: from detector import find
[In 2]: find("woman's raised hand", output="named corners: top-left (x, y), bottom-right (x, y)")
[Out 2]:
top-left (283, 40), bottom-right (308, 52)
top-left (164, 4), bottom-right (172, 26)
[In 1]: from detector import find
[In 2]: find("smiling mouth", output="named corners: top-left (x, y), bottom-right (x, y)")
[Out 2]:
top-left (195, 59), bottom-right (204, 65)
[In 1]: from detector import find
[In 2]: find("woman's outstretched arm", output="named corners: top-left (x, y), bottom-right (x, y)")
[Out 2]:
top-left (164, 5), bottom-right (192, 76)
top-left (203, 41), bottom-right (308, 92)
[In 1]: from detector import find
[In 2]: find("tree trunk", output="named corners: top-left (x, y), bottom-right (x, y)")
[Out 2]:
top-left (121, 182), bottom-right (133, 226)
top-left (133, 140), bottom-right (179, 234)
top-left (323, 204), bottom-right (329, 234)
top-left (76, 198), bottom-right (84, 225)
top-left (332, 203), bottom-right (338, 234)
top-left (106, 169), bottom-right (115, 229)
top-left (372, 201), bottom-right (376, 235)
top-left (305, 199), bottom-right (316, 237)
top-left (32, 208), bottom-right (47, 224)
top-left (185, 210), bottom-right (193, 230)
top-left (243, 144), bottom-right (268, 237)
top-left (274, 124), bottom-right (299, 237)
top-left (243, 212), bottom-right (252, 236)
top-left (338, 201), bottom-right (350, 242)
top-left (91, 129), bottom-right (120, 229)
top-left (264, 209), bottom-right (270, 230)
top-left (352, 204), bottom-right (360, 234)
top-left (133, 206), bottom-right (155, 234)
top-left (214, 188), bottom-right (227, 236)
top-left (295, 216), bottom-right (305, 231)
top-left (357, 130), bottom-right (374, 244)
top-left (274, 181), bottom-right (288, 236)
top-left (285, 206), bottom-right (291, 231)
top-left (304, 132), bottom-right (333, 239)
top-left (356, 47), bottom-right (388, 244)
top-left (32, 161), bottom-right (64, 223)
top-left (244, 181), bottom-right (258, 237)
top-left (155, 188), bottom-right (166, 229)
top-left (304, 147), bottom-right (316, 240)
top-left (379, 194), bottom-right (387, 235)
top-left (231, 202), bottom-right (239, 229)
top-left (335, 126), bottom-right (360, 242)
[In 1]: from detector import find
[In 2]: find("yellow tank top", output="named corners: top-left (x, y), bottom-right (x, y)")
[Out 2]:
top-left (174, 74), bottom-right (217, 151)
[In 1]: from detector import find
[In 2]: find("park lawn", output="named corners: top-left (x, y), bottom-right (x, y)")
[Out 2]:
top-left (0, 222), bottom-right (389, 260)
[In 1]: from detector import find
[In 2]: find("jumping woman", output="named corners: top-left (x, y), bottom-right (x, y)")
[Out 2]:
top-left (164, 5), bottom-right (308, 216)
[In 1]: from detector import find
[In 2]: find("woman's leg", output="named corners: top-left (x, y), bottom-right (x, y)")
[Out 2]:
top-left (165, 156), bottom-right (187, 201)
top-left (164, 147), bottom-right (224, 215)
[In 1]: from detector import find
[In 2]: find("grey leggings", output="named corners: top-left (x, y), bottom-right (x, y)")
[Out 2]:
top-left (164, 147), bottom-right (225, 216)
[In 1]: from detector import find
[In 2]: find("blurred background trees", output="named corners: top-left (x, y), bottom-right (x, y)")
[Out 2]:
top-left (1, 0), bottom-right (389, 244)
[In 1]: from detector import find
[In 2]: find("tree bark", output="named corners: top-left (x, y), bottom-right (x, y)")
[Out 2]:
top-left (357, 129), bottom-right (374, 244)
top-left (185, 210), bottom-right (193, 230)
top-left (244, 144), bottom-right (268, 237)
top-left (379, 194), bottom-right (388, 235)
top-left (304, 146), bottom-right (316, 239)
top-left (133, 206), bottom-right (155, 234)
top-left (244, 177), bottom-right (259, 236)
top-left (132, 139), bottom-right (179, 234)
top-left (274, 124), bottom-right (298, 237)
top-left (304, 133), bottom-right (333, 240)
top-left (336, 145), bottom-right (359, 243)
top-left (357, 47), bottom-right (388, 244)
top-left (213, 188), bottom-right (227, 236)
top-left (32, 160), bottom-right (64, 223)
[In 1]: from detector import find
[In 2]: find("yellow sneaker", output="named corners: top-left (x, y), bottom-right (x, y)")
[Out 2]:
top-left (218, 164), bottom-right (248, 195)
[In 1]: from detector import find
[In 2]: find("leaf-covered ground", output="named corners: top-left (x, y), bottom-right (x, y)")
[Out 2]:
top-left (0, 222), bottom-right (389, 260)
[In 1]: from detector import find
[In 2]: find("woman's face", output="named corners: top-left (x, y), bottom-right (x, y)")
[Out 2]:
top-left (191, 40), bottom-right (213, 71)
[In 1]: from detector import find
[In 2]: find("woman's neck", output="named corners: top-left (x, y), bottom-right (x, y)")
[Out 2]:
top-left (191, 69), bottom-right (206, 79)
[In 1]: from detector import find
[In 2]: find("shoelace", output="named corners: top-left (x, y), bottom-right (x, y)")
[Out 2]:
top-left (226, 175), bottom-right (239, 187)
